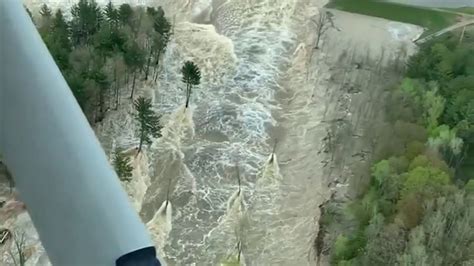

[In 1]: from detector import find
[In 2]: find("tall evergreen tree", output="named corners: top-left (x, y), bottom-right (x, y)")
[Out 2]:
top-left (152, 7), bottom-right (171, 37)
top-left (44, 10), bottom-right (72, 70)
top-left (113, 148), bottom-right (133, 181)
top-left (90, 65), bottom-right (109, 122)
top-left (145, 7), bottom-right (171, 81)
top-left (118, 4), bottom-right (133, 26)
top-left (70, 0), bottom-right (103, 45)
top-left (104, 1), bottom-right (119, 26)
top-left (134, 97), bottom-right (162, 154)
top-left (181, 61), bottom-right (201, 108)
top-left (124, 41), bottom-right (145, 99)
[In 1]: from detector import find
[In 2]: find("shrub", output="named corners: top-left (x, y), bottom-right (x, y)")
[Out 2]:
top-left (394, 121), bottom-right (428, 144)
top-left (402, 166), bottom-right (450, 198)
top-left (387, 156), bottom-right (409, 174)
top-left (408, 155), bottom-right (431, 170)
top-left (333, 235), bottom-right (351, 262)
top-left (406, 141), bottom-right (425, 160)
top-left (465, 180), bottom-right (474, 194)
top-left (350, 187), bottom-right (378, 226)
top-left (396, 193), bottom-right (424, 229)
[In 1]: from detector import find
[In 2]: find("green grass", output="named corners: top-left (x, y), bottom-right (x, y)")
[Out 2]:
top-left (445, 7), bottom-right (474, 15)
top-left (326, 0), bottom-right (459, 36)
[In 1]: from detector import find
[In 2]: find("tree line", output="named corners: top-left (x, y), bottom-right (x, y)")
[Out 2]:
top-left (329, 31), bottom-right (474, 265)
top-left (31, 1), bottom-right (203, 181)
top-left (35, 0), bottom-right (172, 123)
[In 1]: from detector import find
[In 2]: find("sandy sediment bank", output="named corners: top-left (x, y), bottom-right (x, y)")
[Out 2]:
top-left (273, 7), bottom-right (422, 265)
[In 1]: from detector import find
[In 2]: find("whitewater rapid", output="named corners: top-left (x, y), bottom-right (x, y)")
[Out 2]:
top-left (137, 0), bottom-right (318, 264)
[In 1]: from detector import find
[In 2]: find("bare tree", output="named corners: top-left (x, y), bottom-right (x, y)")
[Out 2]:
top-left (312, 10), bottom-right (338, 50)
top-left (8, 231), bottom-right (28, 266)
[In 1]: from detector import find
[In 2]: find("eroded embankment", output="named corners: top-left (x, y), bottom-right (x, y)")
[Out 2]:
top-left (299, 9), bottom-right (422, 265)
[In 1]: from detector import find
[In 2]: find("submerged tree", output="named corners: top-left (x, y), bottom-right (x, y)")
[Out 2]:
top-left (113, 148), bottom-right (133, 181)
top-left (134, 97), bottom-right (162, 153)
top-left (181, 61), bottom-right (201, 108)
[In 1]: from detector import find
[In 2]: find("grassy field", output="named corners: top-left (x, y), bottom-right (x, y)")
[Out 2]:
top-left (326, 0), bottom-right (459, 35)
top-left (446, 7), bottom-right (474, 15)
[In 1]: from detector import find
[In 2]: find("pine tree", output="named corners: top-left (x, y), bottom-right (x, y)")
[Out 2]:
top-left (181, 61), bottom-right (201, 108)
top-left (44, 10), bottom-right (72, 70)
top-left (90, 66), bottom-right (109, 122)
top-left (118, 4), bottom-right (133, 26)
top-left (134, 97), bottom-right (162, 154)
top-left (152, 7), bottom-right (171, 37)
top-left (124, 41), bottom-right (145, 99)
top-left (70, 0), bottom-right (104, 45)
top-left (145, 7), bottom-right (171, 81)
top-left (104, 1), bottom-right (119, 26)
top-left (113, 148), bottom-right (133, 181)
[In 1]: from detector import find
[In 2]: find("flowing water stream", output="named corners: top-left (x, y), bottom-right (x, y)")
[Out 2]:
top-left (136, 0), bottom-right (317, 264)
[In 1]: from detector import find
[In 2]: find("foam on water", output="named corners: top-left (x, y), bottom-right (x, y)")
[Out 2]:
top-left (138, 0), bottom-right (305, 264)
top-left (147, 200), bottom-right (173, 255)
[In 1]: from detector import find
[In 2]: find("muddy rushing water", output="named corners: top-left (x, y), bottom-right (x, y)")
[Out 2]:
top-left (136, 0), bottom-right (320, 264)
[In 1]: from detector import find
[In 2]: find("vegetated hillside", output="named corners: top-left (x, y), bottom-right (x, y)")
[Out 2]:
top-left (325, 30), bottom-right (474, 265)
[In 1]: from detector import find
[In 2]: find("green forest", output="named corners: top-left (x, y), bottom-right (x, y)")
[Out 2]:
top-left (32, 1), bottom-right (171, 123)
top-left (330, 32), bottom-right (474, 265)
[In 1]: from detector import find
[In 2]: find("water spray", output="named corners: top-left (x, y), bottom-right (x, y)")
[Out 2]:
top-left (236, 240), bottom-right (243, 263)
top-left (165, 178), bottom-right (172, 209)
top-left (268, 139), bottom-right (278, 164)
top-left (147, 177), bottom-right (174, 249)
top-left (227, 164), bottom-right (244, 214)
top-left (259, 139), bottom-right (282, 185)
